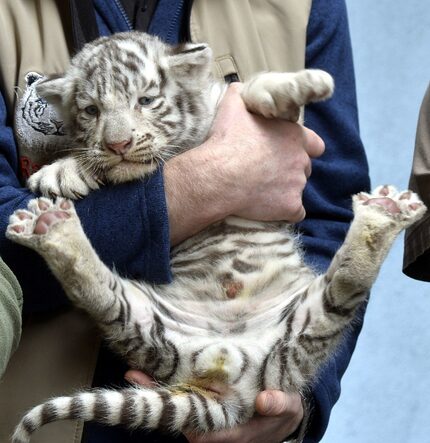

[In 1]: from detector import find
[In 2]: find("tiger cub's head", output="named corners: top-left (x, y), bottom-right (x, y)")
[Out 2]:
top-left (36, 32), bottom-right (215, 183)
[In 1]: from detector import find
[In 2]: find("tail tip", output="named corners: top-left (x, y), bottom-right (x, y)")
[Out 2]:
top-left (12, 423), bottom-right (32, 443)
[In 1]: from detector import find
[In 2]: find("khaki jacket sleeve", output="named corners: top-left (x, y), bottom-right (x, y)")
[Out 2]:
top-left (403, 83), bottom-right (430, 280)
top-left (0, 256), bottom-right (23, 377)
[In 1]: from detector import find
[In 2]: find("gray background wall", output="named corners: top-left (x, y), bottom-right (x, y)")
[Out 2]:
top-left (321, 1), bottom-right (430, 442)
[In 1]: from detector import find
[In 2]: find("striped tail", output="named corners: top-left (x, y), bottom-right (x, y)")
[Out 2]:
top-left (12, 387), bottom-right (247, 443)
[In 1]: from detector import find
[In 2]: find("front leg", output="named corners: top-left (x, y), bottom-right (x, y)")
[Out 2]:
top-left (27, 157), bottom-right (102, 199)
top-left (241, 69), bottom-right (334, 122)
top-left (6, 198), bottom-right (153, 337)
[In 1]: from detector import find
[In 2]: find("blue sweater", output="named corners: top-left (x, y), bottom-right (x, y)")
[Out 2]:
top-left (0, 0), bottom-right (370, 441)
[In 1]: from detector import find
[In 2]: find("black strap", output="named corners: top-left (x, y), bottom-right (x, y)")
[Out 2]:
top-left (224, 74), bottom-right (239, 84)
top-left (121, 0), bottom-right (159, 32)
top-left (69, 0), bottom-right (100, 52)
top-left (181, 0), bottom-right (194, 42)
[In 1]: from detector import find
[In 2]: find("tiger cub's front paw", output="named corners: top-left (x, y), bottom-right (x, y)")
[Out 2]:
top-left (6, 197), bottom-right (78, 249)
top-left (241, 69), bottom-right (334, 121)
top-left (353, 185), bottom-right (426, 227)
top-left (27, 158), bottom-right (101, 199)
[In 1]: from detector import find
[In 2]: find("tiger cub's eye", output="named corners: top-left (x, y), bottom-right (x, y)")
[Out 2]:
top-left (85, 105), bottom-right (99, 116)
top-left (138, 96), bottom-right (155, 106)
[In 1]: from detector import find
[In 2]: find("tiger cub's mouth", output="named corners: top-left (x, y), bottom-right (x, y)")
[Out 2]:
top-left (105, 157), bottom-right (158, 183)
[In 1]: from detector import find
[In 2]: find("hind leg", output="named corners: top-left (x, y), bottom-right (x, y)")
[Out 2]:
top-left (281, 187), bottom-right (426, 380)
top-left (6, 198), bottom-right (154, 334)
top-left (322, 186), bottom-right (425, 302)
top-left (303, 186), bottom-right (425, 329)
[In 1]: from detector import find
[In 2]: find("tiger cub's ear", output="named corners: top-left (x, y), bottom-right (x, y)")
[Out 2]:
top-left (36, 74), bottom-right (69, 107)
top-left (167, 43), bottom-right (212, 78)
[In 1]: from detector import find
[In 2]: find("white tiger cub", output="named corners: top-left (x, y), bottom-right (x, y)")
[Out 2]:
top-left (7, 32), bottom-right (426, 443)
top-left (26, 32), bottom-right (332, 198)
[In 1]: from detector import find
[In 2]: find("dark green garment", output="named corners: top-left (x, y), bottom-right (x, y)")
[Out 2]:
top-left (0, 256), bottom-right (22, 377)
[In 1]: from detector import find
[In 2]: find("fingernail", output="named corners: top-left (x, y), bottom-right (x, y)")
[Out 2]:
top-left (264, 393), bottom-right (274, 412)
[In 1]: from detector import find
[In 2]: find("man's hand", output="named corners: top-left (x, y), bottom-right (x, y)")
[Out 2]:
top-left (164, 83), bottom-right (325, 245)
top-left (124, 370), bottom-right (304, 443)
top-left (186, 390), bottom-right (304, 443)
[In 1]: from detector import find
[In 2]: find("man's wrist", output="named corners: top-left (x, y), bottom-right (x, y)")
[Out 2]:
top-left (164, 138), bottom-right (234, 246)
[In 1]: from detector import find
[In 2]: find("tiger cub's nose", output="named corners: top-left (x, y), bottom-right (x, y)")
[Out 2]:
top-left (105, 138), bottom-right (132, 155)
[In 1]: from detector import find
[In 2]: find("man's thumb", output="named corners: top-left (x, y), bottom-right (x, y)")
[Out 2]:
top-left (124, 369), bottom-right (156, 387)
top-left (255, 390), bottom-right (290, 416)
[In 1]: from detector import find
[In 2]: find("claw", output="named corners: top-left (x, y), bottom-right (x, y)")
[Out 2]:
top-left (72, 191), bottom-right (84, 199)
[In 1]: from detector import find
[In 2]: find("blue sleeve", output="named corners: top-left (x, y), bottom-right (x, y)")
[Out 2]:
top-left (0, 92), bottom-right (172, 315)
top-left (299, 0), bottom-right (371, 441)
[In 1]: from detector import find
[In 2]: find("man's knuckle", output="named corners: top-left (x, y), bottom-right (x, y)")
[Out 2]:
top-left (288, 175), bottom-right (306, 192)
top-left (288, 156), bottom-right (307, 174)
top-left (288, 122), bottom-right (302, 137)
top-left (304, 159), bottom-right (312, 178)
top-left (285, 201), bottom-right (304, 221)
top-left (297, 151), bottom-right (310, 169)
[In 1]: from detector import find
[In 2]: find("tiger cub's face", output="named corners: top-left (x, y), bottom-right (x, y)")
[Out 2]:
top-left (36, 32), bottom-right (214, 183)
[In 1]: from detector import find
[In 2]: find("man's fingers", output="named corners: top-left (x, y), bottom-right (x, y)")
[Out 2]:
top-left (288, 205), bottom-right (306, 223)
top-left (255, 390), bottom-right (302, 418)
top-left (304, 128), bottom-right (325, 158)
top-left (124, 369), bottom-right (156, 387)
top-left (304, 157), bottom-right (312, 178)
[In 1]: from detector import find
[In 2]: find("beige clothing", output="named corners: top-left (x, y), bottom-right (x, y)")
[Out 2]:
top-left (0, 0), bottom-right (312, 442)
top-left (404, 84), bottom-right (430, 280)
top-left (0, 310), bottom-right (100, 443)
top-left (0, 256), bottom-right (23, 377)
top-left (190, 0), bottom-right (310, 80)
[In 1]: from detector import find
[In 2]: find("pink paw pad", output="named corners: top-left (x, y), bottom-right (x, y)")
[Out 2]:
top-left (37, 200), bottom-right (50, 211)
top-left (59, 200), bottom-right (72, 210)
top-left (355, 186), bottom-right (426, 221)
top-left (16, 211), bottom-right (32, 221)
top-left (11, 225), bottom-right (25, 234)
top-left (34, 211), bottom-right (71, 235)
top-left (378, 185), bottom-right (390, 197)
top-left (363, 197), bottom-right (400, 215)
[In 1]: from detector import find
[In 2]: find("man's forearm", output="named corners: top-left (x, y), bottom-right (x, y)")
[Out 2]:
top-left (164, 138), bottom-right (231, 246)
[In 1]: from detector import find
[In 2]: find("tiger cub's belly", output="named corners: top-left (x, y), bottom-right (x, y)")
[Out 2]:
top-left (170, 217), bottom-right (311, 304)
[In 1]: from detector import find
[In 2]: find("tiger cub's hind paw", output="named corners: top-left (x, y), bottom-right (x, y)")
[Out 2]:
top-left (6, 197), bottom-right (77, 248)
top-left (353, 185), bottom-right (426, 227)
